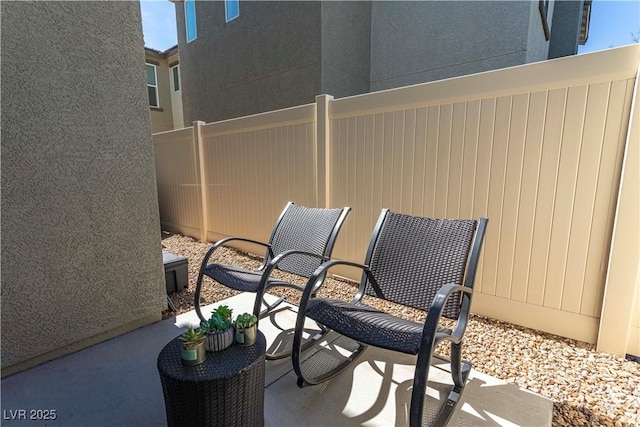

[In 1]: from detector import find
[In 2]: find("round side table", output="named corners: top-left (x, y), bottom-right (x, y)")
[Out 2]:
top-left (157, 331), bottom-right (266, 427)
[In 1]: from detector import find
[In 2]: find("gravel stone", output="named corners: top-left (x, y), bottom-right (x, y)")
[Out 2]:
top-left (161, 231), bottom-right (640, 427)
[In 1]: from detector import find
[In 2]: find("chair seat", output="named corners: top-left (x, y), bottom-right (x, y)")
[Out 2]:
top-left (305, 298), bottom-right (451, 355)
top-left (204, 264), bottom-right (292, 293)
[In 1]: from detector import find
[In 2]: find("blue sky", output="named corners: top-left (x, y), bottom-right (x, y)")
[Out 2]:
top-left (578, 0), bottom-right (640, 53)
top-left (140, 0), bottom-right (640, 53)
top-left (140, 0), bottom-right (177, 51)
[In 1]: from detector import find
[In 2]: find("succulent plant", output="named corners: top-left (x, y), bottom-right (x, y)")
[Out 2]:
top-left (234, 313), bottom-right (258, 329)
top-left (212, 305), bottom-right (233, 320)
top-left (200, 312), bottom-right (232, 333)
top-left (179, 327), bottom-right (205, 346)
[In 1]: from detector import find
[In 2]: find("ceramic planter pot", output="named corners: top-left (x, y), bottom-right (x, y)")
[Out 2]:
top-left (204, 327), bottom-right (234, 352)
top-left (235, 324), bottom-right (258, 346)
top-left (181, 340), bottom-right (206, 366)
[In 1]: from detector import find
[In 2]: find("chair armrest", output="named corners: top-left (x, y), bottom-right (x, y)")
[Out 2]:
top-left (269, 249), bottom-right (331, 266)
top-left (199, 237), bottom-right (271, 272)
top-left (195, 236), bottom-right (271, 321)
top-left (296, 259), bottom-right (373, 313)
top-left (267, 250), bottom-right (332, 287)
top-left (421, 283), bottom-right (472, 347)
top-left (251, 250), bottom-right (332, 316)
top-left (210, 236), bottom-right (272, 256)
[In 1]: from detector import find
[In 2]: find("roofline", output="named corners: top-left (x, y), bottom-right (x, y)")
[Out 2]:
top-left (144, 45), bottom-right (179, 58)
top-left (579, 0), bottom-right (592, 45)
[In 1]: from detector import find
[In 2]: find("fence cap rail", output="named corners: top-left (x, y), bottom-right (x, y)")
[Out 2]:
top-left (330, 44), bottom-right (640, 118)
top-left (153, 126), bottom-right (194, 143)
top-left (201, 103), bottom-right (316, 138)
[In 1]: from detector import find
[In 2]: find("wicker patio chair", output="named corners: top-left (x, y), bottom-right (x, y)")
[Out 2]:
top-left (291, 210), bottom-right (488, 426)
top-left (194, 202), bottom-right (350, 355)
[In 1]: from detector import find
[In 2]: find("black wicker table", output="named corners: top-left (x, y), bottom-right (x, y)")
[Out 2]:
top-left (157, 331), bottom-right (266, 427)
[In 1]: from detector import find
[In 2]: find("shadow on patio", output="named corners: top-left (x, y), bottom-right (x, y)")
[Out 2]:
top-left (2, 293), bottom-right (552, 427)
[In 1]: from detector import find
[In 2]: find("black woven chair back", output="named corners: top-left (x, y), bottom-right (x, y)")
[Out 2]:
top-left (268, 204), bottom-right (345, 278)
top-left (364, 212), bottom-right (477, 319)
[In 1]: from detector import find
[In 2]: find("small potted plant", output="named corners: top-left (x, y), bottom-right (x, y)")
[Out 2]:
top-left (214, 304), bottom-right (233, 321)
top-left (179, 327), bottom-right (206, 366)
top-left (234, 313), bottom-right (258, 346)
top-left (200, 306), bottom-right (234, 352)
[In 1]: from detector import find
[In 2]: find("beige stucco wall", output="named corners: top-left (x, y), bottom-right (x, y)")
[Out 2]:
top-left (1, 1), bottom-right (166, 374)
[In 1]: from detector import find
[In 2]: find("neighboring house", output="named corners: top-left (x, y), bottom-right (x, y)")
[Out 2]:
top-left (145, 46), bottom-right (184, 133)
top-left (171, 0), bottom-right (591, 124)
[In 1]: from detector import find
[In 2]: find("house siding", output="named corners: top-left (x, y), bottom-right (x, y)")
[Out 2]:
top-left (147, 50), bottom-right (176, 133)
top-left (548, 0), bottom-right (583, 59)
top-left (320, 1), bottom-right (372, 98)
top-left (175, 0), bottom-right (582, 128)
top-left (176, 0), bottom-right (322, 124)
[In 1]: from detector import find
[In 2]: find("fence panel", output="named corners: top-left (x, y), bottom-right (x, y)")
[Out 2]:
top-left (153, 127), bottom-right (201, 238)
top-left (327, 47), bottom-right (638, 345)
top-left (153, 46), bottom-right (639, 354)
top-left (200, 105), bottom-right (317, 248)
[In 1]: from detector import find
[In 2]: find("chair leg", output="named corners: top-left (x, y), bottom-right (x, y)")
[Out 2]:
top-left (166, 296), bottom-right (176, 312)
top-left (290, 280), bottom-right (369, 386)
top-left (450, 341), bottom-right (471, 411)
top-left (292, 319), bottom-right (368, 387)
top-left (430, 343), bottom-right (471, 427)
top-left (409, 351), bottom-right (431, 427)
top-left (430, 362), bottom-right (470, 427)
top-left (257, 282), bottom-right (312, 318)
top-left (296, 341), bottom-right (367, 387)
top-left (266, 327), bottom-right (330, 360)
top-left (259, 291), bottom-right (324, 318)
top-left (450, 341), bottom-right (465, 389)
top-left (258, 295), bottom-right (285, 318)
top-left (411, 347), bottom-right (471, 427)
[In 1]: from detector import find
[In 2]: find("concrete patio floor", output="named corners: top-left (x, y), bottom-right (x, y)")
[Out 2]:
top-left (2, 293), bottom-right (552, 426)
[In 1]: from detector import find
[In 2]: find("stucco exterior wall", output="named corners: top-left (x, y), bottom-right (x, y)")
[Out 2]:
top-left (177, 0), bottom-right (322, 124)
top-left (370, 1), bottom-right (534, 91)
top-left (548, 0), bottom-right (582, 59)
top-left (525, 0), bottom-right (553, 63)
top-left (175, 0), bottom-right (581, 123)
top-left (1, 1), bottom-right (165, 374)
top-left (320, 1), bottom-right (372, 98)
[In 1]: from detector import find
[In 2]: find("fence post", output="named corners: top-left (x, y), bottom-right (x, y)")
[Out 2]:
top-left (315, 94), bottom-right (333, 208)
top-left (193, 120), bottom-right (209, 243)
top-left (597, 59), bottom-right (640, 356)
